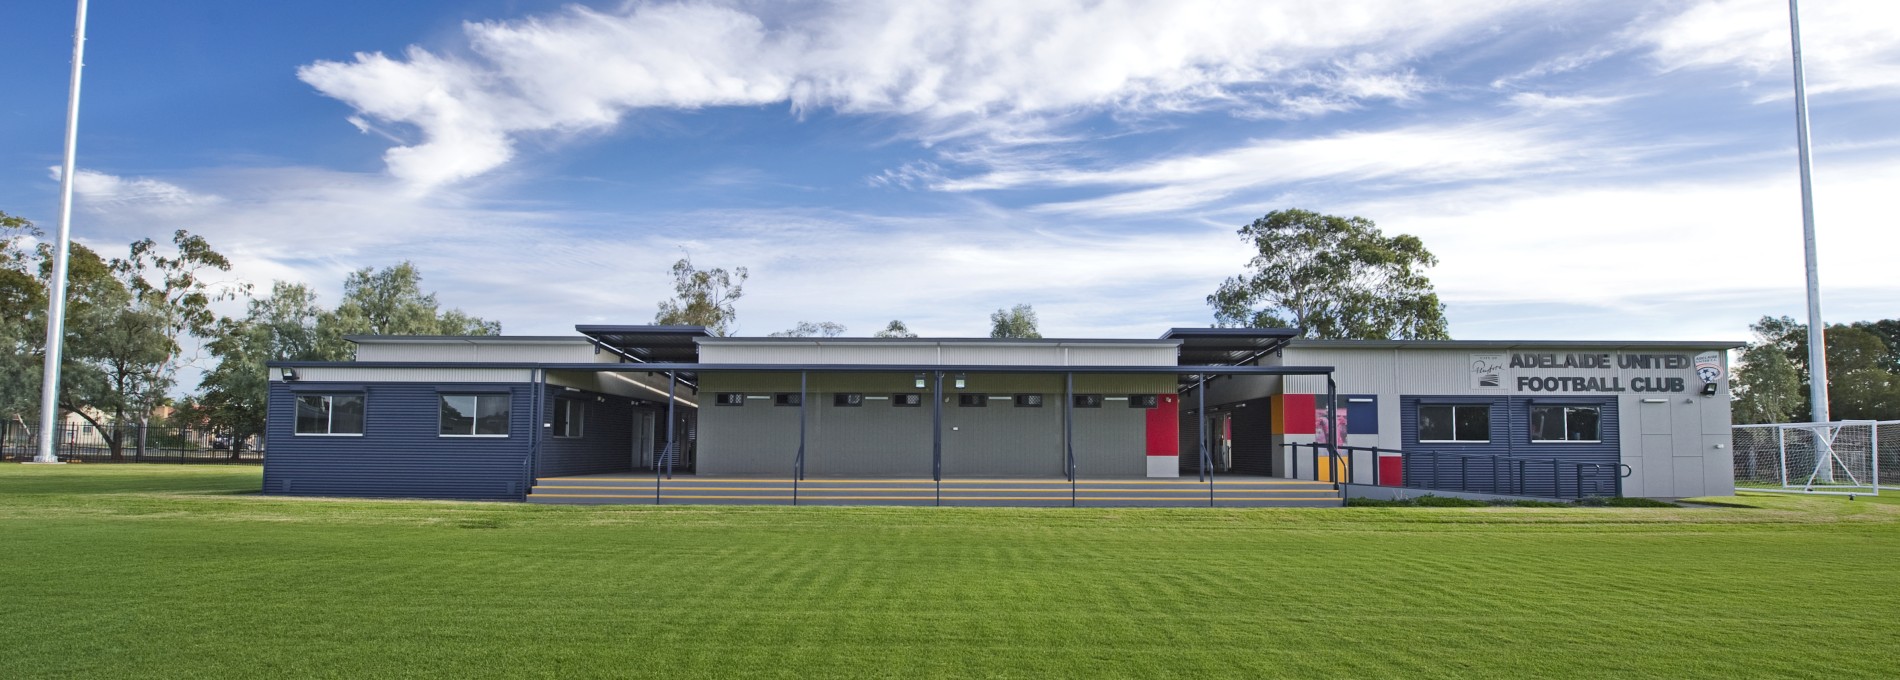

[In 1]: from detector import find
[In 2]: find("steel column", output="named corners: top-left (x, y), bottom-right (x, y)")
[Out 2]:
top-left (1065, 372), bottom-right (1075, 506)
top-left (1788, 0), bottom-right (1830, 423)
top-left (795, 371), bottom-right (807, 505)
top-left (933, 370), bottom-right (942, 506)
top-left (1326, 376), bottom-right (1340, 490)
top-left (1198, 375), bottom-right (1212, 506)
top-left (33, 0), bottom-right (90, 464)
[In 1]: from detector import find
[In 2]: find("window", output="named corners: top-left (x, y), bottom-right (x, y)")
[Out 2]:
top-left (892, 393), bottom-right (923, 407)
top-left (1530, 405), bottom-right (1601, 443)
top-left (552, 399), bottom-right (584, 438)
top-left (1073, 394), bottom-right (1103, 408)
top-left (1418, 404), bottom-right (1489, 442)
top-left (439, 394), bottom-right (510, 437)
top-left (957, 393), bottom-right (988, 407)
top-left (714, 393), bottom-right (745, 406)
top-left (775, 393), bottom-right (802, 406)
top-left (834, 393), bottom-right (864, 407)
top-left (1128, 394), bottom-right (1159, 409)
top-left (1014, 394), bottom-right (1043, 408)
top-left (295, 394), bottom-right (364, 435)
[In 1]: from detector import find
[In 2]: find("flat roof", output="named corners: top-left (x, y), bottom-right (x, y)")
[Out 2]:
top-left (345, 335), bottom-right (589, 344)
top-left (1288, 339), bottom-right (1746, 350)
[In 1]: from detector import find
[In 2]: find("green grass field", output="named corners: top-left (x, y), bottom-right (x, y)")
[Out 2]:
top-left (3, 465), bottom-right (1897, 679)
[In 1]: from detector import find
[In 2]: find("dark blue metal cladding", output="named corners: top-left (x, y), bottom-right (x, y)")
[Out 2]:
top-left (1344, 395), bottom-right (1378, 435)
top-left (264, 382), bottom-right (534, 500)
top-left (536, 385), bottom-right (639, 478)
top-left (1399, 395), bottom-right (1620, 496)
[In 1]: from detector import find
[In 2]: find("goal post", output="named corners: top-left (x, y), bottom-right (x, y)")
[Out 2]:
top-left (1733, 421), bottom-right (1887, 496)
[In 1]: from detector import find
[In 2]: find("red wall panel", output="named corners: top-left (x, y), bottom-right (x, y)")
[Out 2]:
top-left (1145, 393), bottom-right (1179, 456)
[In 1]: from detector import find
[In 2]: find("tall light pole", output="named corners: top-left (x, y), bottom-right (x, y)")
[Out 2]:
top-left (1788, 0), bottom-right (1828, 424)
top-left (33, 0), bottom-right (90, 464)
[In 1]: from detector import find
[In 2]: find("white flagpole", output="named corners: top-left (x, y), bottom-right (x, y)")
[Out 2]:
top-left (1787, 0), bottom-right (1829, 425)
top-left (32, 0), bottom-right (90, 464)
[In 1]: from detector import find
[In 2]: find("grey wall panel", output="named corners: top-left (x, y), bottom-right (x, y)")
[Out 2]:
top-left (536, 385), bottom-right (640, 478)
top-left (355, 341), bottom-right (595, 363)
top-left (1070, 403), bottom-right (1146, 477)
top-left (264, 382), bottom-right (533, 500)
top-left (943, 384), bottom-right (1064, 477)
top-left (697, 372), bottom-right (1164, 477)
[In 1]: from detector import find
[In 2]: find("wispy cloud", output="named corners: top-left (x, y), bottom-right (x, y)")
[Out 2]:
top-left (1636, 0), bottom-right (1900, 99)
top-left (932, 119), bottom-right (1637, 216)
top-left (55, 168), bottom-right (222, 212)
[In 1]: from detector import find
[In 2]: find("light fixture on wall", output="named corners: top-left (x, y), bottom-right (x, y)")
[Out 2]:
top-left (1700, 382), bottom-right (1719, 397)
top-left (280, 367), bottom-right (299, 382)
top-left (914, 373), bottom-right (927, 389)
top-left (954, 373), bottom-right (967, 389)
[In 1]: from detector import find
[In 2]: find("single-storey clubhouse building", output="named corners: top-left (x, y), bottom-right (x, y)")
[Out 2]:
top-left (264, 326), bottom-right (1740, 506)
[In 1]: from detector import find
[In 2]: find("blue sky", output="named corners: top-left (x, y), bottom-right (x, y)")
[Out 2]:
top-left (3, 0), bottom-right (1897, 342)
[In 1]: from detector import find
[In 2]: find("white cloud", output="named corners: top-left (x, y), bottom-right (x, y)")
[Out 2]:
top-left (1637, 0), bottom-right (1900, 98)
top-left (935, 120), bottom-right (1633, 216)
top-left (1335, 156), bottom-right (1900, 338)
top-left (54, 168), bottom-right (221, 211)
top-left (299, 0), bottom-right (1554, 189)
top-left (1505, 92), bottom-right (1629, 113)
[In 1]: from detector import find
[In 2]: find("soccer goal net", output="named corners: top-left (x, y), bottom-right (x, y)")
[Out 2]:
top-left (1733, 421), bottom-right (1892, 496)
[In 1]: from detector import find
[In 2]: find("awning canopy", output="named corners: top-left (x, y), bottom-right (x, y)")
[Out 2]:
top-left (575, 325), bottom-right (709, 364)
top-left (1160, 327), bottom-right (1301, 366)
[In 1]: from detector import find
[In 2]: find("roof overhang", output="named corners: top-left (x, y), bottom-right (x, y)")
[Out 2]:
top-left (574, 325), bottom-right (710, 364)
top-left (1159, 327), bottom-right (1302, 366)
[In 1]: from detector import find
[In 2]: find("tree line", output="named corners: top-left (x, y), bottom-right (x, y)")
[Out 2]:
top-left (1730, 316), bottom-right (1899, 424)
top-left (3, 211), bottom-right (497, 456)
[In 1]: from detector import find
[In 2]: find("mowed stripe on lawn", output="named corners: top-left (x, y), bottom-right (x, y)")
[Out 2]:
top-left (1, 465), bottom-right (1896, 679)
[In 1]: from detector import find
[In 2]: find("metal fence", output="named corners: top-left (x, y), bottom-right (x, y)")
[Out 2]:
top-left (1734, 420), bottom-right (1894, 495)
top-left (0, 421), bottom-right (262, 464)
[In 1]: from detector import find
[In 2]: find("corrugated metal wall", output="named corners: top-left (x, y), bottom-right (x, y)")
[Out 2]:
top-left (697, 372), bottom-right (1165, 477)
top-left (1398, 395), bottom-right (1621, 496)
top-left (535, 385), bottom-right (639, 478)
top-left (263, 381), bottom-right (533, 500)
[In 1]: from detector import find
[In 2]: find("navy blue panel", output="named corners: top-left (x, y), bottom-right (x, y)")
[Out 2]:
top-left (536, 386), bottom-right (643, 477)
top-left (264, 382), bottom-right (533, 500)
top-left (1344, 395), bottom-right (1378, 435)
top-left (1399, 395), bottom-right (1620, 497)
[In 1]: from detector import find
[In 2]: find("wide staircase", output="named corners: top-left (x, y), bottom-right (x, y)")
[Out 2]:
top-left (528, 475), bottom-right (1342, 507)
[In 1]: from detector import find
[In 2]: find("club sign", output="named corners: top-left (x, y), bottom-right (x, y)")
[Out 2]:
top-left (1469, 351), bottom-right (1720, 394)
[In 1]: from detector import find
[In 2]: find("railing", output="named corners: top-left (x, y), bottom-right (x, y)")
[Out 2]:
top-left (0, 422), bottom-right (264, 464)
top-left (1283, 442), bottom-right (1626, 500)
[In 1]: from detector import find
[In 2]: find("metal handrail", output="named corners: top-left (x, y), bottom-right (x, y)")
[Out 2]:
top-left (1280, 442), bottom-right (1626, 500)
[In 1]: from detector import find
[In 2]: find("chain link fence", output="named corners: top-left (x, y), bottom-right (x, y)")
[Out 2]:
top-left (0, 421), bottom-right (262, 464)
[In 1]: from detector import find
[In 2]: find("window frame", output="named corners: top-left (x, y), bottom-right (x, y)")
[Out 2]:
top-left (551, 399), bottom-right (585, 439)
top-left (438, 393), bottom-right (512, 438)
top-left (891, 393), bottom-right (923, 407)
top-left (293, 393), bottom-right (366, 436)
top-left (1073, 394), bottom-right (1103, 408)
top-left (1417, 403), bottom-right (1490, 443)
top-left (833, 393), bottom-right (864, 407)
top-left (1529, 404), bottom-right (1602, 444)
top-left (774, 393), bottom-right (802, 407)
top-left (957, 393), bottom-right (988, 407)
top-left (1014, 394), bottom-right (1044, 408)
top-left (1128, 394), bottom-right (1159, 409)
top-left (714, 393), bottom-right (746, 406)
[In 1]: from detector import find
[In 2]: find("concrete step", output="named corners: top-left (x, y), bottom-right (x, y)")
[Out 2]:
top-left (527, 476), bottom-right (1342, 506)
